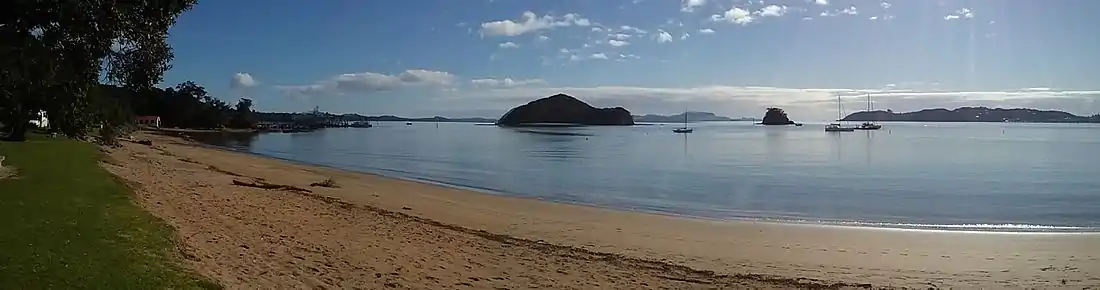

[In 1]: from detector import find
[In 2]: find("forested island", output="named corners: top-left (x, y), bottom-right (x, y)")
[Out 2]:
top-left (841, 107), bottom-right (1100, 123)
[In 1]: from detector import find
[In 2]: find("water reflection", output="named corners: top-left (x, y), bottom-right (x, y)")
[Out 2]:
top-left (682, 132), bottom-right (689, 158)
top-left (184, 131), bottom-right (259, 150)
top-left (508, 127), bottom-right (587, 162)
top-left (863, 130), bottom-right (875, 165)
top-left (764, 127), bottom-right (785, 162)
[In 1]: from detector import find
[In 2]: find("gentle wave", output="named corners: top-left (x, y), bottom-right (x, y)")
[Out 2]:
top-left (803, 220), bottom-right (1095, 232)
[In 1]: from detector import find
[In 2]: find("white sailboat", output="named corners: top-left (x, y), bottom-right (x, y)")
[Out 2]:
top-left (855, 93), bottom-right (882, 130)
top-left (825, 95), bottom-right (855, 132)
top-left (673, 111), bottom-right (693, 133)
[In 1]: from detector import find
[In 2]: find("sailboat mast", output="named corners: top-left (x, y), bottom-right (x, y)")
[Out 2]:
top-left (837, 95), bottom-right (842, 122)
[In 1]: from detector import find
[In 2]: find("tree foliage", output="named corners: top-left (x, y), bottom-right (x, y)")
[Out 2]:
top-left (0, 0), bottom-right (197, 141)
top-left (100, 81), bottom-right (258, 130)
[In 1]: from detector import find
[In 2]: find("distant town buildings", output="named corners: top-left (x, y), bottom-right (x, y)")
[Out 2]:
top-left (135, 116), bottom-right (161, 128)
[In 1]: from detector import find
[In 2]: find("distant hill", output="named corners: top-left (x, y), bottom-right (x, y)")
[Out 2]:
top-left (633, 112), bottom-right (752, 123)
top-left (255, 112), bottom-right (496, 123)
top-left (841, 107), bottom-right (1100, 123)
top-left (365, 115), bottom-right (497, 123)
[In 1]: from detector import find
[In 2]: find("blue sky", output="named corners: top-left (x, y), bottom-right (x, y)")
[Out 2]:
top-left (162, 0), bottom-right (1100, 120)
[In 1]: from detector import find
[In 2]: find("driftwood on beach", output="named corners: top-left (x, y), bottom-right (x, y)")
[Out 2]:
top-left (232, 179), bottom-right (312, 193)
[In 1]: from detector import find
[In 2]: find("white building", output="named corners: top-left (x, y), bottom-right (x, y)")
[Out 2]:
top-left (28, 110), bottom-right (48, 128)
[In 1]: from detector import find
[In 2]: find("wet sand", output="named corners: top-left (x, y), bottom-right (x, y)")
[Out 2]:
top-left (101, 132), bottom-right (1100, 289)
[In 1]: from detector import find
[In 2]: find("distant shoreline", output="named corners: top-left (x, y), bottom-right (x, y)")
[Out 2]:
top-left (842, 107), bottom-right (1100, 123)
top-left (840, 119), bottom-right (1100, 124)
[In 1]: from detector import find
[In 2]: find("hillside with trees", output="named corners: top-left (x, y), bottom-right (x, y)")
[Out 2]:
top-left (1, 0), bottom-right (200, 141)
top-left (102, 81), bottom-right (259, 130)
top-left (0, 0), bottom-right (264, 142)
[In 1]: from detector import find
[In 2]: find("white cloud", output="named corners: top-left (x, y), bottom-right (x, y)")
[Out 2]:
top-left (618, 53), bottom-right (641, 60)
top-left (610, 33), bottom-right (632, 40)
top-left (712, 7), bottom-right (755, 25)
top-left (698, 28), bottom-right (716, 34)
top-left (880, 2), bottom-right (891, 9)
top-left (959, 8), bottom-right (974, 18)
top-left (656, 30), bottom-right (674, 43)
top-left (590, 53), bottom-right (609, 60)
top-left (537, 35), bottom-right (550, 42)
top-left (591, 27), bottom-right (604, 32)
top-left (840, 6), bottom-right (858, 15)
top-left (443, 85), bottom-right (1100, 120)
top-left (230, 72), bottom-right (258, 89)
top-left (814, 0), bottom-right (828, 5)
top-left (619, 25), bottom-right (648, 34)
top-left (563, 13), bottom-right (591, 27)
top-left (680, 33), bottom-right (690, 40)
top-left (756, 5), bottom-right (789, 17)
top-left (499, 42), bottom-right (519, 48)
top-left (276, 69), bottom-right (456, 96)
top-left (682, 0), bottom-right (707, 12)
top-left (397, 70), bottom-right (456, 85)
top-left (945, 8), bottom-right (974, 20)
top-left (479, 11), bottom-right (592, 37)
top-left (470, 78), bottom-right (547, 88)
top-left (569, 54), bottom-right (583, 61)
top-left (869, 16), bottom-right (878, 20)
top-left (608, 39), bottom-right (630, 47)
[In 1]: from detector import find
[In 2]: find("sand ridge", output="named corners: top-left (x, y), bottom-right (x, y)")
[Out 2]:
top-left (101, 132), bottom-right (1099, 289)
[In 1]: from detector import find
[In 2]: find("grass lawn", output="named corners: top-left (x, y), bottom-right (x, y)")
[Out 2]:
top-left (0, 136), bottom-right (219, 289)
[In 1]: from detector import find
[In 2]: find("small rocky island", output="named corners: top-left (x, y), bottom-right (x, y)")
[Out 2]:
top-left (496, 93), bottom-right (634, 126)
top-left (759, 107), bottom-right (797, 125)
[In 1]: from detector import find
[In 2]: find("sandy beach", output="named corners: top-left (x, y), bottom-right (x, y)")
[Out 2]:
top-left (100, 132), bottom-right (1100, 289)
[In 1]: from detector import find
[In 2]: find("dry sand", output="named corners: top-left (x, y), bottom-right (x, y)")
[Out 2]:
top-left (101, 132), bottom-right (1100, 289)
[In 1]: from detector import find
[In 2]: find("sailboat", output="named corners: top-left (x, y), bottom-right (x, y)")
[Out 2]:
top-left (673, 111), bottom-right (694, 133)
top-left (825, 95), bottom-right (856, 132)
top-left (855, 93), bottom-right (882, 130)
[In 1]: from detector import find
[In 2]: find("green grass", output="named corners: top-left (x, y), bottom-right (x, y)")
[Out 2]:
top-left (0, 136), bottom-right (220, 289)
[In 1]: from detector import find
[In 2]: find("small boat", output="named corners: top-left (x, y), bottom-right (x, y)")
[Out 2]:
top-left (856, 122), bottom-right (882, 130)
top-left (405, 122), bottom-right (413, 125)
top-left (673, 110), bottom-right (693, 133)
top-left (825, 94), bottom-right (856, 132)
top-left (825, 123), bottom-right (855, 132)
top-left (853, 93), bottom-right (883, 130)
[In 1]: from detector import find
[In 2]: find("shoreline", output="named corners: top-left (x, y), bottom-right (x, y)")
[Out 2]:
top-left (110, 131), bottom-right (1100, 289)
top-left (190, 132), bottom-right (1097, 234)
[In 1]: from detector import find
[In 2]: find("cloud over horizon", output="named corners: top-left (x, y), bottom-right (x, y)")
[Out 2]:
top-left (275, 69), bottom-right (1100, 120)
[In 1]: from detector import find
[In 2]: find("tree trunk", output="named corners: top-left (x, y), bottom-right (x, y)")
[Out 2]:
top-left (3, 121), bottom-right (28, 141)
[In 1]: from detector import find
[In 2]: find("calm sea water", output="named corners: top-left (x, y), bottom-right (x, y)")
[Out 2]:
top-left (199, 121), bottom-right (1100, 232)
